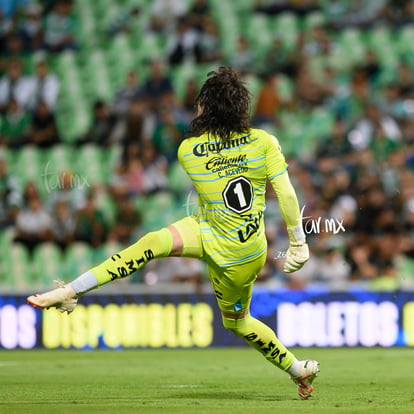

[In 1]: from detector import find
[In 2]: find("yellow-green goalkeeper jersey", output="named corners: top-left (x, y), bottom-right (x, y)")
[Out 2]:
top-left (177, 128), bottom-right (288, 267)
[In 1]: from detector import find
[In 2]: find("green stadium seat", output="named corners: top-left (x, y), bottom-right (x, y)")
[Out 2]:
top-left (141, 192), bottom-right (175, 230)
top-left (337, 28), bottom-right (366, 66)
top-left (247, 14), bottom-right (272, 59)
top-left (397, 25), bottom-right (414, 64)
top-left (45, 145), bottom-right (74, 174)
top-left (2, 243), bottom-right (31, 289)
top-left (303, 11), bottom-right (327, 31)
top-left (273, 12), bottom-right (299, 50)
top-left (31, 243), bottom-right (63, 287)
top-left (75, 144), bottom-right (104, 184)
top-left (0, 147), bottom-right (13, 165)
top-left (103, 144), bottom-right (122, 168)
top-left (63, 242), bottom-right (93, 278)
top-left (167, 160), bottom-right (192, 196)
top-left (97, 192), bottom-right (116, 226)
top-left (171, 63), bottom-right (196, 101)
top-left (14, 146), bottom-right (43, 189)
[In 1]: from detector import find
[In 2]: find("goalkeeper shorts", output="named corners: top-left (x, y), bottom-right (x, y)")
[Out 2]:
top-left (171, 215), bottom-right (267, 315)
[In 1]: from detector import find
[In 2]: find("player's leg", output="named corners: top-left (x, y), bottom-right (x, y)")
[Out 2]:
top-left (26, 224), bottom-right (185, 312)
top-left (208, 258), bottom-right (319, 399)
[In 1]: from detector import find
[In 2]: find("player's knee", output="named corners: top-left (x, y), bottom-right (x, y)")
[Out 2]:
top-left (221, 312), bottom-right (249, 335)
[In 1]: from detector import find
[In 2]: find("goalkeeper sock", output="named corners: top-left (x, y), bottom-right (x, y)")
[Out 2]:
top-left (222, 313), bottom-right (294, 371)
top-left (286, 358), bottom-right (302, 377)
top-left (70, 228), bottom-right (173, 295)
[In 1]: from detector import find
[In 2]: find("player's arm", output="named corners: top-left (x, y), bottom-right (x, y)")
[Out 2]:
top-left (265, 134), bottom-right (309, 273)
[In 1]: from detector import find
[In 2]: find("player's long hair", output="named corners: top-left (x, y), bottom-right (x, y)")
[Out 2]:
top-left (188, 67), bottom-right (251, 142)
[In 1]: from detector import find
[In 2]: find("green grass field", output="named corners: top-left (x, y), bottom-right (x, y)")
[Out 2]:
top-left (1, 347), bottom-right (413, 414)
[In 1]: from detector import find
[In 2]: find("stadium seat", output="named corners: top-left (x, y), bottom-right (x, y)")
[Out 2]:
top-left (167, 160), bottom-right (193, 196)
top-left (75, 144), bottom-right (104, 184)
top-left (14, 146), bottom-right (43, 189)
top-left (247, 14), bottom-right (272, 59)
top-left (272, 12), bottom-right (299, 50)
top-left (337, 28), bottom-right (366, 66)
top-left (45, 145), bottom-right (73, 173)
top-left (31, 243), bottom-right (63, 287)
top-left (2, 243), bottom-right (31, 289)
top-left (171, 63), bottom-right (196, 101)
top-left (63, 242), bottom-right (93, 277)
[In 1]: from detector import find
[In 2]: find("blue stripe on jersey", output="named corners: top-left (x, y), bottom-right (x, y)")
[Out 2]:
top-left (187, 171), bottom-right (221, 176)
top-left (216, 245), bottom-right (267, 267)
top-left (200, 190), bottom-right (222, 195)
top-left (208, 237), bottom-right (263, 255)
top-left (190, 176), bottom-right (223, 183)
top-left (269, 165), bottom-right (288, 180)
top-left (204, 201), bottom-right (225, 205)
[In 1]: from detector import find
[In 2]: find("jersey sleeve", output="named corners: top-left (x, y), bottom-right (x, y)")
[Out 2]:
top-left (265, 133), bottom-right (303, 232)
top-left (265, 134), bottom-right (288, 180)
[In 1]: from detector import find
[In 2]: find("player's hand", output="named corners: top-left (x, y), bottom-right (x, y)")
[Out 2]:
top-left (283, 242), bottom-right (309, 273)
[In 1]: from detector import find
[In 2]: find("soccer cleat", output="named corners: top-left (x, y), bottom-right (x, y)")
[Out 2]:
top-left (290, 360), bottom-right (320, 400)
top-left (26, 280), bottom-right (78, 314)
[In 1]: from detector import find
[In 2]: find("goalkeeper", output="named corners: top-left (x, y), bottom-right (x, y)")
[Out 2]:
top-left (27, 67), bottom-right (319, 399)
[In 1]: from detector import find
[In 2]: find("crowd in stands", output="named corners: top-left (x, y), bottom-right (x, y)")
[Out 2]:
top-left (0, 0), bottom-right (413, 290)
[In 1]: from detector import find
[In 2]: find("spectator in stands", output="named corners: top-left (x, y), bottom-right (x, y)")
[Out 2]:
top-left (18, 3), bottom-right (43, 52)
top-left (333, 68), bottom-right (370, 125)
top-left (107, 196), bottom-right (141, 245)
top-left (107, 6), bottom-right (141, 37)
top-left (303, 26), bottom-right (336, 57)
top-left (0, 98), bottom-right (31, 148)
top-left (313, 245), bottom-right (351, 289)
top-left (141, 141), bottom-right (168, 195)
top-left (0, 60), bottom-right (34, 112)
top-left (316, 117), bottom-right (352, 161)
top-left (370, 227), bottom-right (401, 287)
top-left (124, 155), bottom-right (144, 197)
top-left (110, 142), bottom-right (144, 200)
top-left (167, 16), bottom-right (202, 66)
top-left (48, 170), bottom-right (87, 212)
top-left (77, 101), bottom-right (117, 147)
top-left (74, 191), bottom-right (107, 247)
top-left (349, 103), bottom-right (402, 152)
top-left (254, 0), bottom-right (291, 16)
top-left (294, 60), bottom-right (330, 107)
top-left (396, 61), bottom-right (414, 98)
top-left (141, 59), bottom-right (174, 113)
top-left (401, 196), bottom-right (414, 253)
top-left (198, 17), bottom-right (222, 64)
top-left (357, 49), bottom-right (381, 85)
top-left (263, 35), bottom-right (299, 77)
top-left (152, 105), bottom-right (187, 163)
top-left (1, 34), bottom-right (27, 64)
top-left (180, 78), bottom-right (198, 122)
top-left (228, 36), bottom-right (255, 75)
top-left (43, 0), bottom-right (77, 53)
top-left (150, 0), bottom-right (187, 34)
top-left (170, 257), bottom-right (204, 292)
top-left (14, 184), bottom-right (53, 253)
top-left (0, 9), bottom-right (13, 60)
top-left (187, 0), bottom-right (210, 32)
top-left (252, 72), bottom-right (282, 128)
top-left (112, 70), bottom-right (142, 117)
top-left (28, 60), bottom-right (60, 112)
top-left (346, 241), bottom-right (377, 281)
top-left (51, 199), bottom-right (75, 249)
top-left (123, 97), bottom-right (149, 148)
top-left (0, 156), bottom-right (21, 228)
top-left (27, 100), bottom-right (60, 148)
